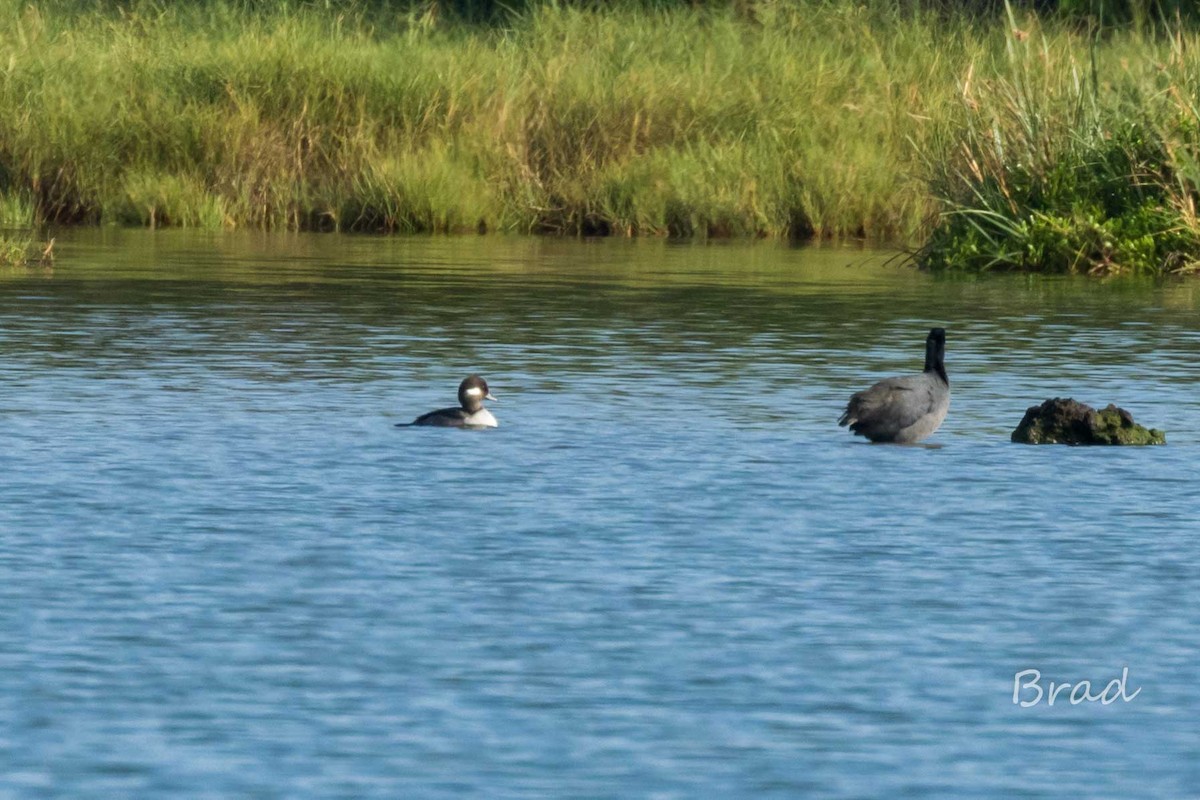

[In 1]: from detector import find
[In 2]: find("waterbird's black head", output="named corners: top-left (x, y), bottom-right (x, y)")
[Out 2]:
top-left (457, 374), bottom-right (497, 413)
top-left (924, 327), bottom-right (948, 383)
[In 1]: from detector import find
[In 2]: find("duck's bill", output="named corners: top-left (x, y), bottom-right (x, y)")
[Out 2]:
top-left (486, 393), bottom-right (498, 401)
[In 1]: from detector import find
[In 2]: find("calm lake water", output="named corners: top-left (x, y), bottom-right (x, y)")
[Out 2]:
top-left (1, 231), bottom-right (1198, 798)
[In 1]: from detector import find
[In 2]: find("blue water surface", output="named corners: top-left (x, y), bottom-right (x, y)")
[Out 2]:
top-left (0, 232), bottom-right (1197, 798)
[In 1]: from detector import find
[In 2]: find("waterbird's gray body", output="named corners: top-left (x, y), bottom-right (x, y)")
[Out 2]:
top-left (838, 328), bottom-right (949, 444)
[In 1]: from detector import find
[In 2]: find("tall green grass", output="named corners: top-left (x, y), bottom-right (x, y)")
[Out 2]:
top-left (1, 0), bottom-right (1200, 273)
top-left (0, 0), bottom-right (969, 240)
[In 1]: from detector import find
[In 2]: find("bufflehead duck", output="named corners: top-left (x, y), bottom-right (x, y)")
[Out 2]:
top-left (838, 328), bottom-right (949, 443)
top-left (400, 375), bottom-right (498, 428)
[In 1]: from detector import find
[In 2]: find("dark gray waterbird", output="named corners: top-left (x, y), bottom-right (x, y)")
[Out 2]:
top-left (399, 375), bottom-right (498, 428)
top-left (838, 328), bottom-right (949, 443)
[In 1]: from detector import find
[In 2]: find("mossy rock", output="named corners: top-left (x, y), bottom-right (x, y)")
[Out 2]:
top-left (1011, 398), bottom-right (1165, 445)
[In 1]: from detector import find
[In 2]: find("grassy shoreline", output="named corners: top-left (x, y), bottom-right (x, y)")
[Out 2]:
top-left (2, 1), bottom-right (1200, 272)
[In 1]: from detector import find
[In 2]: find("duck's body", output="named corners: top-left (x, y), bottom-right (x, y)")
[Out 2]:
top-left (839, 328), bottom-right (949, 444)
top-left (409, 406), bottom-right (498, 428)
top-left (400, 375), bottom-right (498, 429)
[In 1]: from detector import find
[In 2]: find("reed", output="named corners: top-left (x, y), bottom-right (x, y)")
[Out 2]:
top-left (0, 0), bottom-right (1198, 272)
top-left (918, 7), bottom-right (1200, 273)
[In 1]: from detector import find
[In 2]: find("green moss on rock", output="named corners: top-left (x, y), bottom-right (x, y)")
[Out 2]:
top-left (1011, 398), bottom-right (1165, 445)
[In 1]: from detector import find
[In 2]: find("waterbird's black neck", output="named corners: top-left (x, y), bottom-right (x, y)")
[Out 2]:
top-left (924, 338), bottom-right (948, 386)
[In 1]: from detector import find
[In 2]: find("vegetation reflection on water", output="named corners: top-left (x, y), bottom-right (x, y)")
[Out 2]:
top-left (0, 230), bottom-right (1197, 797)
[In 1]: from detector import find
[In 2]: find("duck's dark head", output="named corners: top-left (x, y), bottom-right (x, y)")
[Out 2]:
top-left (458, 374), bottom-right (497, 412)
